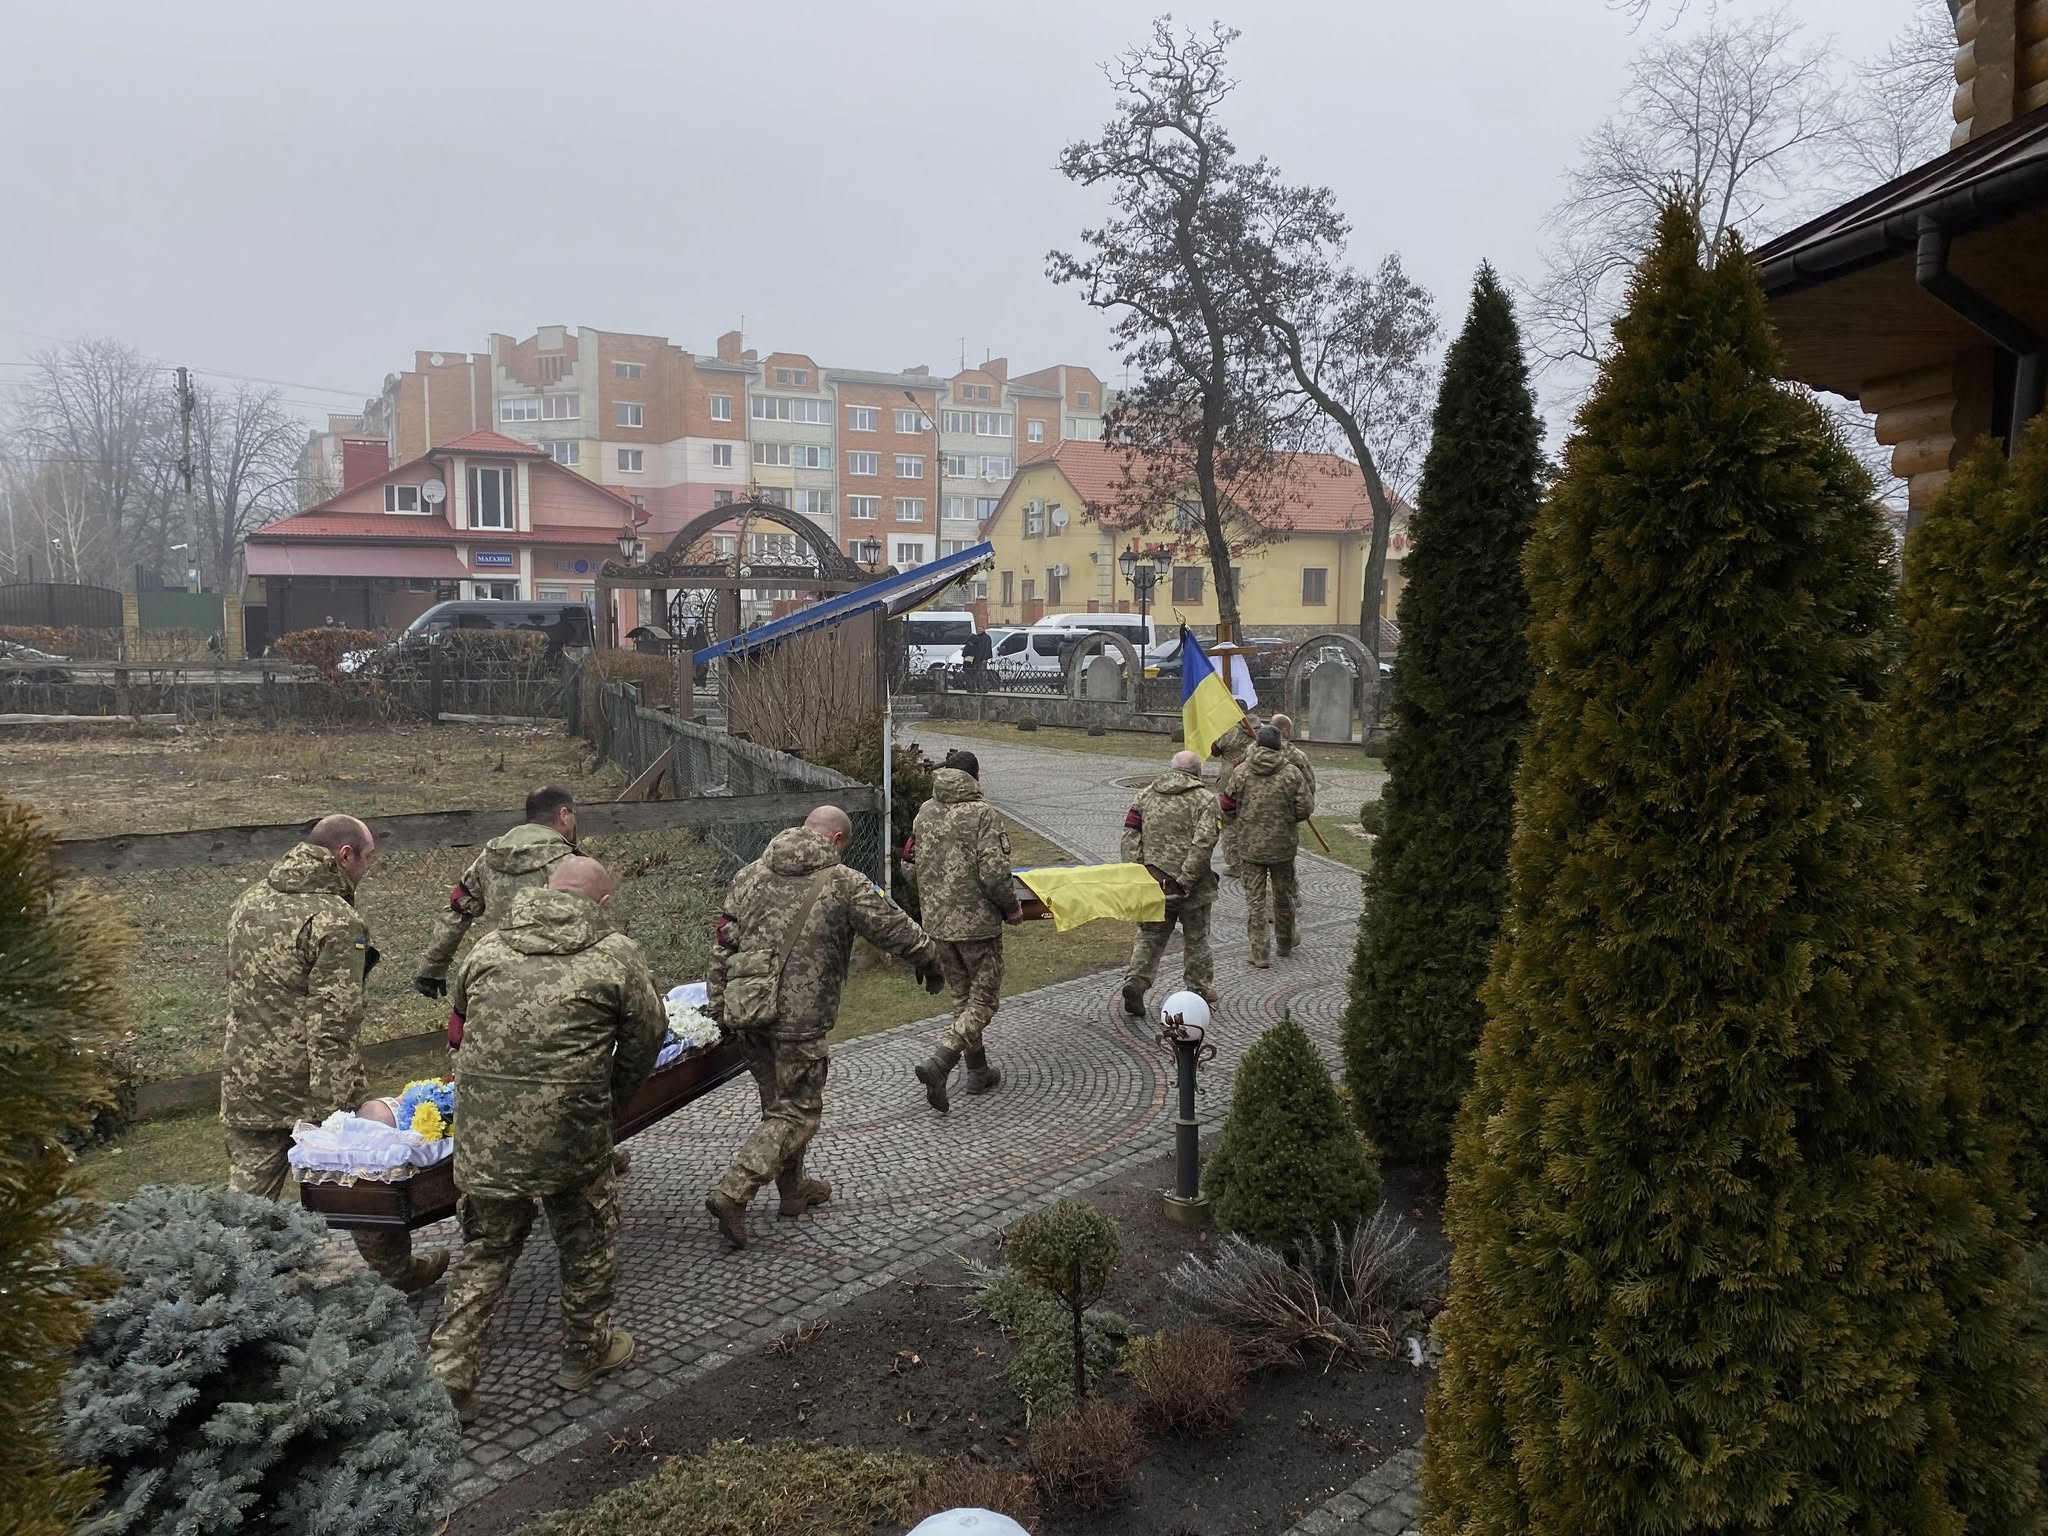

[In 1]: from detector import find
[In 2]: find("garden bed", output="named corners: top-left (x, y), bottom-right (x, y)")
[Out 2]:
top-left (455, 1151), bottom-right (1440, 1536)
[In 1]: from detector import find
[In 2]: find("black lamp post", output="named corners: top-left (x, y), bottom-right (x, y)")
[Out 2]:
top-left (1117, 542), bottom-right (1173, 676)
top-left (1157, 992), bottom-right (1216, 1225)
top-left (612, 524), bottom-right (646, 647)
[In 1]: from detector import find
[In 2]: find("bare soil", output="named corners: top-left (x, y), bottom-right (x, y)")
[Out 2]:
top-left (456, 1155), bottom-right (1440, 1536)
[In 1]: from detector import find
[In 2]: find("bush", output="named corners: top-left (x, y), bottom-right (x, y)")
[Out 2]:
top-left (965, 1257), bottom-right (1130, 1418)
top-left (579, 647), bottom-right (687, 717)
top-left (1122, 1327), bottom-right (1249, 1438)
top-left (1028, 1397), bottom-right (1144, 1515)
top-left (61, 1187), bottom-right (459, 1535)
top-left (1006, 1202), bottom-right (1121, 1404)
top-left (1203, 1014), bottom-right (1379, 1257)
top-left (1425, 202), bottom-right (2045, 1535)
top-left (0, 797), bottom-right (127, 1536)
top-left (274, 626), bottom-right (384, 678)
top-left (811, 714), bottom-right (933, 920)
top-left (1016, 717), bottom-right (1038, 732)
top-left (1356, 798), bottom-right (1387, 837)
top-left (61, 1035), bottom-right (141, 1149)
top-left (1086, 722), bottom-right (1107, 736)
top-left (914, 1459), bottom-right (1042, 1529)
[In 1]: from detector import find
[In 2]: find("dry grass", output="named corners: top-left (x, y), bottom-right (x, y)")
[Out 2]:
top-left (1123, 1326), bottom-right (1252, 1438)
top-left (1028, 1396), bottom-right (1146, 1514)
top-left (913, 1459), bottom-right (1043, 1528)
top-left (927, 719), bottom-right (1383, 775)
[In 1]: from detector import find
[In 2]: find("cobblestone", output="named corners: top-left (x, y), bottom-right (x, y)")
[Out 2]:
top-left (1274, 1443), bottom-right (1424, 1536)
top-left (378, 730), bottom-right (1376, 1510)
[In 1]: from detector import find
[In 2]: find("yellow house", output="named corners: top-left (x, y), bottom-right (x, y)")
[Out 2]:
top-left (977, 440), bottom-right (1407, 641)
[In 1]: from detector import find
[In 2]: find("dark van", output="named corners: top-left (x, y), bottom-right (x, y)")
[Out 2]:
top-left (398, 600), bottom-right (595, 655)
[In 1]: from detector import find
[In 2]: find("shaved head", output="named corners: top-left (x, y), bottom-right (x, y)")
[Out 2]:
top-left (548, 855), bottom-right (614, 904)
top-left (307, 814), bottom-right (369, 853)
top-left (1272, 714), bottom-right (1295, 740)
top-left (1171, 750), bottom-right (1203, 775)
top-left (805, 805), bottom-right (852, 852)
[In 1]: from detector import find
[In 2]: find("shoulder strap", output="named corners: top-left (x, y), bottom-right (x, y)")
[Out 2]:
top-left (772, 869), bottom-right (835, 993)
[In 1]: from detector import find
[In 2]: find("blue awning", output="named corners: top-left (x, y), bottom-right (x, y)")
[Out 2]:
top-left (693, 540), bottom-right (993, 665)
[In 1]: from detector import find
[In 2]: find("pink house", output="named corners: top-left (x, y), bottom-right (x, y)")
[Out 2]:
top-left (244, 430), bottom-right (648, 646)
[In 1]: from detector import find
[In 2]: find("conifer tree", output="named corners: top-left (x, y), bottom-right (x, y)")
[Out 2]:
top-left (1423, 204), bottom-right (2044, 1535)
top-left (1893, 424), bottom-right (2048, 1227)
top-left (0, 795), bottom-right (125, 1536)
top-left (1343, 266), bottom-right (1542, 1164)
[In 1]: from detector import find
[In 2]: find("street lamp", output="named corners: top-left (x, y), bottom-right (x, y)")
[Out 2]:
top-left (1117, 541), bottom-right (1173, 675)
top-left (853, 537), bottom-right (884, 572)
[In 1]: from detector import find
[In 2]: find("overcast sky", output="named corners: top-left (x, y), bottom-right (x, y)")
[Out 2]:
top-left (1, 0), bottom-right (1920, 425)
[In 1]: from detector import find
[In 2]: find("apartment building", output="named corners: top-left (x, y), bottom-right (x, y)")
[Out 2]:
top-left (323, 325), bottom-right (1110, 593)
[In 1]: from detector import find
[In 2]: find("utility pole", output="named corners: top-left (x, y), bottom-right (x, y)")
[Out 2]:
top-left (175, 366), bottom-right (200, 593)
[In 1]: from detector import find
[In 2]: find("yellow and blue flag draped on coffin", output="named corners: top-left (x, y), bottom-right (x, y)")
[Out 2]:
top-left (1017, 864), bottom-right (1166, 931)
top-left (1181, 626), bottom-right (1246, 761)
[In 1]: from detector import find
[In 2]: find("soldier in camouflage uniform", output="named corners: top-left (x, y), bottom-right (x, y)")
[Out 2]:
top-left (413, 785), bottom-right (578, 998)
top-left (1119, 750), bottom-right (1221, 1020)
top-left (705, 805), bottom-right (939, 1249)
top-left (426, 857), bottom-right (664, 1423)
top-left (903, 750), bottom-right (1023, 1113)
top-left (1269, 714), bottom-right (1317, 794)
top-left (1210, 711), bottom-right (1261, 879)
top-left (1221, 726), bottom-right (1316, 968)
top-left (221, 815), bottom-right (446, 1294)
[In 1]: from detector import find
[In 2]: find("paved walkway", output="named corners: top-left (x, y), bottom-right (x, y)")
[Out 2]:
top-left (412, 732), bottom-right (1405, 1523)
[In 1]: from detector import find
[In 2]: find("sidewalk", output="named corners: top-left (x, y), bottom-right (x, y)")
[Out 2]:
top-left (427, 732), bottom-right (1382, 1518)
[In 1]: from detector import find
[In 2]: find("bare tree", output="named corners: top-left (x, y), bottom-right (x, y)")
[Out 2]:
top-left (190, 381), bottom-right (307, 591)
top-left (1848, 0), bottom-right (1957, 182)
top-left (1049, 18), bottom-right (1296, 636)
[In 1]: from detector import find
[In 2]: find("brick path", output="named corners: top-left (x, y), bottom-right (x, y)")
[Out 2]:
top-left (409, 730), bottom-right (1404, 1523)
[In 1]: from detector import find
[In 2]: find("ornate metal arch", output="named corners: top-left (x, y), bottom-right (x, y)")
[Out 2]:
top-left (1063, 630), bottom-right (1143, 701)
top-left (598, 497), bottom-right (866, 586)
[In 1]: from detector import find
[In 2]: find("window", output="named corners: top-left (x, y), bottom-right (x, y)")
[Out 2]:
top-left (1027, 419), bottom-right (1045, 443)
top-left (754, 441), bottom-right (794, 467)
top-left (1022, 577), bottom-right (1037, 603)
top-left (538, 354), bottom-right (568, 384)
top-left (713, 488), bottom-right (735, 507)
top-left (469, 465), bottom-right (513, 529)
top-left (750, 531), bottom-right (801, 562)
top-left (476, 579), bottom-right (520, 600)
top-left (713, 534), bottom-right (737, 559)
top-left (895, 540), bottom-right (926, 567)
top-left (710, 394), bottom-right (732, 421)
top-left (615, 402), bottom-right (643, 428)
top-left (710, 442), bottom-right (734, 468)
top-left (959, 383), bottom-right (992, 402)
top-left (943, 494), bottom-right (972, 521)
top-left (1172, 566), bottom-right (1205, 603)
top-left (1302, 567), bottom-right (1329, 605)
top-left (896, 497), bottom-right (925, 522)
top-left (942, 452), bottom-right (971, 478)
top-left (1024, 505), bottom-right (1044, 537)
top-left (1076, 389), bottom-right (1092, 407)
top-left (895, 454), bottom-right (924, 479)
top-left (976, 496), bottom-right (1000, 520)
top-left (773, 366), bottom-right (809, 387)
top-left (847, 406), bottom-right (879, 432)
top-left (895, 407), bottom-right (928, 433)
top-left (939, 538), bottom-right (971, 556)
top-left (1046, 502), bottom-right (1065, 535)
top-left (1173, 500), bottom-right (1202, 536)
top-left (980, 456), bottom-right (1013, 479)
top-left (617, 448), bottom-right (643, 473)
top-left (941, 409), bottom-right (974, 434)
top-left (751, 395), bottom-right (790, 421)
top-left (846, 495), bottom-right (880, 520)
top-left (799, 488), bottom-right (833, 520)
top-left (847, 452), bottom-right (880, 476)
top-left (541, 393), bottom-right (578, 420)
top-left (546, 441), bottom-right (579, 467)
top-left (975, 412), bottom-right (1013, 437)
top-left (631, 494), bottom-right (647, 508)
top-left (499, 396), bottom-right (540, 423)
top-left (613, 360), bottom-right (643, 380)
top-left (759, 487), bottom-right (793, 509)
top-left (1229, 565), bottom-right (1242, 602)
top-left (385, 484), bottom-right (422, 513)
top-left (793, 443), bottom-right (831, 469)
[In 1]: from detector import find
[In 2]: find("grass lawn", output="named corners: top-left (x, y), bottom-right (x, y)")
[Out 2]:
top-left (1306, 816), bottom-right (1375, 875)
top-left (923, 718), bottom-right (1383, 775)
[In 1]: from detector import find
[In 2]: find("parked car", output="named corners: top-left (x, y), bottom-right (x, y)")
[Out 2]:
top-left (901, 609), bottom-right (978, 681)
top-left (0, 638), bottom-right (71, 686)
top-left (1141, 634), bottom-right (1287, 682)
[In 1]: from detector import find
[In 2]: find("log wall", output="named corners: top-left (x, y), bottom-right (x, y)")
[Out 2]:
top-left (1954, 0), bottom-right (2048, 146)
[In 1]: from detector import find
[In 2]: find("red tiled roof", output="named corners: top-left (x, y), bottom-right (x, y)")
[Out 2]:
top-left (433, 429), bottom-right (549, 458)
top-left (1016, 440), bottom-right (1405, 535)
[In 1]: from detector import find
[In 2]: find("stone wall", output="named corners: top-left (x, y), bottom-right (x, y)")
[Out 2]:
top-left (924, 690), bottom-right (1184, 737)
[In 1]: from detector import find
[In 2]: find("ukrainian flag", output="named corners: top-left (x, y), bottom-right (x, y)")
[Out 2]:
top-left (1180, 627), bottom-right (1245, 761)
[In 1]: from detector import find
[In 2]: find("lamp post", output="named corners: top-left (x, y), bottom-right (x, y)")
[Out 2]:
top-left (613, 523), bottom-right (645, 647)
top-left (904, 390), bottom-right (942, 558)
top-left (1117, 541), bottom-right (1173, 677)
top-left (1157, 991), bottom-right (1216, 1225)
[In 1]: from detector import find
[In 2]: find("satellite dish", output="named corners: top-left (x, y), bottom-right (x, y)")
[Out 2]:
top-left (428, 352), bottom-right (446, 367)
top-left (1050, 505), bottom-right (1069, 527)
top-left (421, 479), bottom-right (447, 505)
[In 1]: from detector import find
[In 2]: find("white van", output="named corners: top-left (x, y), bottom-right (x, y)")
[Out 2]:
top-left (1030, 611), bottom-right (1160, 652)
top-left (902, 610), bottom-right (978, 678)
top-left (991, 614), bottom-right (1162, 679)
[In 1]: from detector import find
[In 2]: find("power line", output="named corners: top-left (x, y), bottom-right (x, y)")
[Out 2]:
top-left (0, 324), bottom-right (374, 399)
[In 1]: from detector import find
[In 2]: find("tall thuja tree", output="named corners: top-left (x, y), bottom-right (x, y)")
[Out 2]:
top-left (1342, 266), bottom-right (1540, 1165)
top-left (1893, 425), bottom-right (2048, 1224)
top-left (1423, 204), bottom-right (2043, 1535)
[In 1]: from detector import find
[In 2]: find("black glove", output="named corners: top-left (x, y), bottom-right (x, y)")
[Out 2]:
top-left (920, 963), bottom-right (947, 996)
top-left (413, 974), bottom-right (448, 999)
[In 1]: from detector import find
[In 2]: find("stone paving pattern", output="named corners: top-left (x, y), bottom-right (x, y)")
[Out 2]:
top-left (379, 729), bottom-right (1412, 1523)
top-left (1279, 1445), bottom-right (1422, 1536)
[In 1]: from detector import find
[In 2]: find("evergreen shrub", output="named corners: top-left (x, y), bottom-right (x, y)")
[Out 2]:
top-left (1006, 1202), bottom-right (1121, 1404)
top-left (1203, 1015), bottom-right (1379, 1256)
top-left (1424, 203), bottom-right (2045, 1535)
top-left (61, 1186), bottom-right (459, 1536)
top-left (0, 795), bottom-right (126, 1536)
top-left (1356, 798), bottom-right (1387, 837)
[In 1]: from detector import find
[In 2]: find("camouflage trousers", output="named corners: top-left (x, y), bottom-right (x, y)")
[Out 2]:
top-left (427, 1165), bottom-right (620, 1397)
top-left (1123, 900), bottom-right (1215, 1002)
top-left (935, 938), bottom-right (1004, 1054)
top-left (1242, 860), bottom-right (1299, 964)
top-left (224, 1126), bottom-right (421, 1287)
top-left (716, 1028), bottom-right (830, 1206)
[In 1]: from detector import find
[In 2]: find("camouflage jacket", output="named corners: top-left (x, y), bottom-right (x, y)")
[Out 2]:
top-left (449, 886), bottom-right (665, 1199)
top-left (904, 768), bottom-right (1020, 941)
top-left (711, 827), bottom-right (937, 1039)
top-left (221, 842), bottom-right (372, 1130)
top-left (1221, 745), bottom-right (1316, 865)
top-left (1120, 770), bottom-right (1221, 907)
top-left (1281, 742), bottom-right (1317, 793)
top-left (1211, 718), bottom-right (1257, 765)
top-left (417, 822), bottom-right (576, 980)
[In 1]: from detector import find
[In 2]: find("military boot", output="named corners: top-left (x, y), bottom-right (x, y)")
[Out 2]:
top-left (396, 1250), bottom-right (449, 1295)
top-left (612, 1146), bottom-right (633, 1176)
top-left (962, 1047), bottom-right (1002, 1095)
top-left (444, 1385), bottom-right (480, 1426)
top-left (778, 1176), bottom-right (833, 1218)
top-left (558, 1328), bottom-right (635, 1393)
top-left (914, 1045), bottom-right (962, 1114)
top-left (1120, 980), bottom-right (1147, 1019)
top-left (707, 1191), bottom-right (749, 1249)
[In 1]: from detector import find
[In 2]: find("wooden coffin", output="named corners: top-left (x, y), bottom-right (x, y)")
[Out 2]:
top-left (1010, 864), bottom-right (1184, 924)
top-left (300, 1037), bottom-right (749, 1233)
